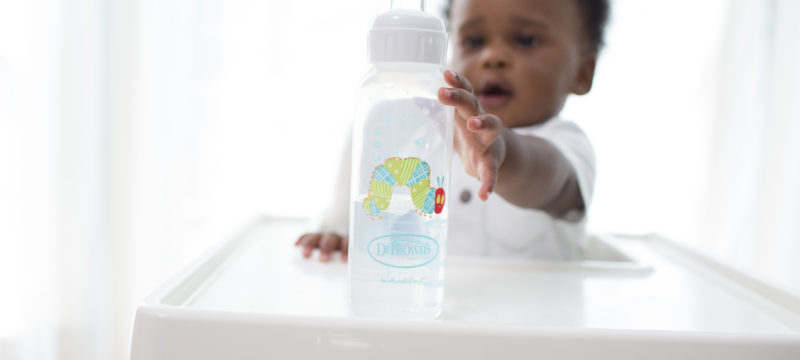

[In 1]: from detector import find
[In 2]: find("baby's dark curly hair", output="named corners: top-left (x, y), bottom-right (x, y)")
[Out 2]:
top-left (443, 0), bottom-right (610, 53)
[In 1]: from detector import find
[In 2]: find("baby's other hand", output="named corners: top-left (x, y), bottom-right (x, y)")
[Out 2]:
top-left (438, 70), bottom-right (507, 201)
top-left (295, 232), bottom-right (348, 262)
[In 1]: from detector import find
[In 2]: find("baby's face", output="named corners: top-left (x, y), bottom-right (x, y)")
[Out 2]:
top-left (450, 0), bottom-right (596, 128)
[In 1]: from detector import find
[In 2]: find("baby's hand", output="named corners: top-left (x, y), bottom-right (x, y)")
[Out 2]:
top-left (295, 233), bottom-right (348, 262)
top-left (438, 70), bottom-right (507, 201)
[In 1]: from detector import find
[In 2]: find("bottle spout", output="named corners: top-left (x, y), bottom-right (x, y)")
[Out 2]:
top-left (370, 0), bottom-right (446, 64)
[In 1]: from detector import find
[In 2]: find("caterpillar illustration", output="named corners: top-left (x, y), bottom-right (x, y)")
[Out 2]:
top-left (363, 157), bottom-right (445, 219)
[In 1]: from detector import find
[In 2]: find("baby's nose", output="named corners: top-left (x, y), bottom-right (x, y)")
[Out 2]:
top-left (480, 43), bottom-right (511, 69)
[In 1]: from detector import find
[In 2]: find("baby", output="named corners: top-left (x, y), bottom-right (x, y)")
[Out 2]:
top-left (296, 0), bottom-right (608, 262)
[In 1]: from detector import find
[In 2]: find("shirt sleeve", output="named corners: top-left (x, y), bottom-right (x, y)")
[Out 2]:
top-left (310, 130), bottom-right (352, 235)
top-left (518, 118), bottom-right (596, 223)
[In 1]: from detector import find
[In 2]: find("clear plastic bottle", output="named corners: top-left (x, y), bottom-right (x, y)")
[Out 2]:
top-left (348, 4), bottom-right (453, 320)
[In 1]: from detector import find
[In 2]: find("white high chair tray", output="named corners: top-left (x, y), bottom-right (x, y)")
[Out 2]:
top-left (130, 217), bottom-right (800, 359)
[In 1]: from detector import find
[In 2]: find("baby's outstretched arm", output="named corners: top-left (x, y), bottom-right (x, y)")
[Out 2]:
top-left (438, 70), bottom-right (583, 217)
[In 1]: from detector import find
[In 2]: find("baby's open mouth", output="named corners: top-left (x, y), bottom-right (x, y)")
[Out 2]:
top-left (477, 80), bottom-right (513, 108)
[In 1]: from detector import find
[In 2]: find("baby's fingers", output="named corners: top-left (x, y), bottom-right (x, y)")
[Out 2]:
top-left (444, 69), bottom-right (474, 92)
top-left (341, 235), bottom-right (349, 261)
top-left (296, 233), bottom-right (316, 247)
top-left (319, 233), bottom-right (342, 262)
top-left (477, 156), bottom-right (498, 201)
top-left (294, 234), bottom-right (306, 246)
top-left (467, 114), bottom-right (502, 147)
top-left (298, 233), bottom-right (322, 258)
top-left (438, 87), bottom-right (483, 119)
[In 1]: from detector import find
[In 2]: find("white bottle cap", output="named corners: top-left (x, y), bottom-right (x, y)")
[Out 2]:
top-left (368, 9), bottom-right (447, 64)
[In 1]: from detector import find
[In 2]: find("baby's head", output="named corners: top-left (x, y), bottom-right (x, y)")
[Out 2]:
top-left (446, 0), bottom-right (609, 128)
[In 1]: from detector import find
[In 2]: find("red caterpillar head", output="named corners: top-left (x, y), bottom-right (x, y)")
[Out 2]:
top-left (434, 187), bottom-right (445, 214)
top-left (433, 176), bottom-right (445, 214)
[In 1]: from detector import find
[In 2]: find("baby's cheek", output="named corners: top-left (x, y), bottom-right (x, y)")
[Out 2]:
top-left (516, 83), bottom-right (563, 125)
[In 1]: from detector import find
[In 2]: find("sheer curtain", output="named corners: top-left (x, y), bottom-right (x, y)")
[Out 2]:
top-left (703, 0), bottom-right (800, 293)
top-left (1, 0), bottom-right (798, 359)
top-left (2, 0), bottom-right (387, 358)
top-left (563, 0), bottom-right (800, 292)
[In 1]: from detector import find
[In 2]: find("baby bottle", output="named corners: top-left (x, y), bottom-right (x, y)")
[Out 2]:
top-left (348, 1), bottom-right (453, 319)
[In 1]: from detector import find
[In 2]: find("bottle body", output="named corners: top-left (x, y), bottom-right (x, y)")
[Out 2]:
top-left (349, 62), bottom-right (454, 319)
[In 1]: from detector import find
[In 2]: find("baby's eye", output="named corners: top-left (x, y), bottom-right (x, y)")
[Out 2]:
top-left (461, 36), bottom-right (484, 49)
top-left (515, 34), bottom-right (540, 48)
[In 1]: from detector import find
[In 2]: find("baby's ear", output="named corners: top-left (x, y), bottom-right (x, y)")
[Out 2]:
top-left (571, 53), bottom-right (597, 95)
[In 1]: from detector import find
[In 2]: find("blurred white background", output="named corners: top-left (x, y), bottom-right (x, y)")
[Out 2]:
top-left (1, 0), bottom-right (798, 359)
